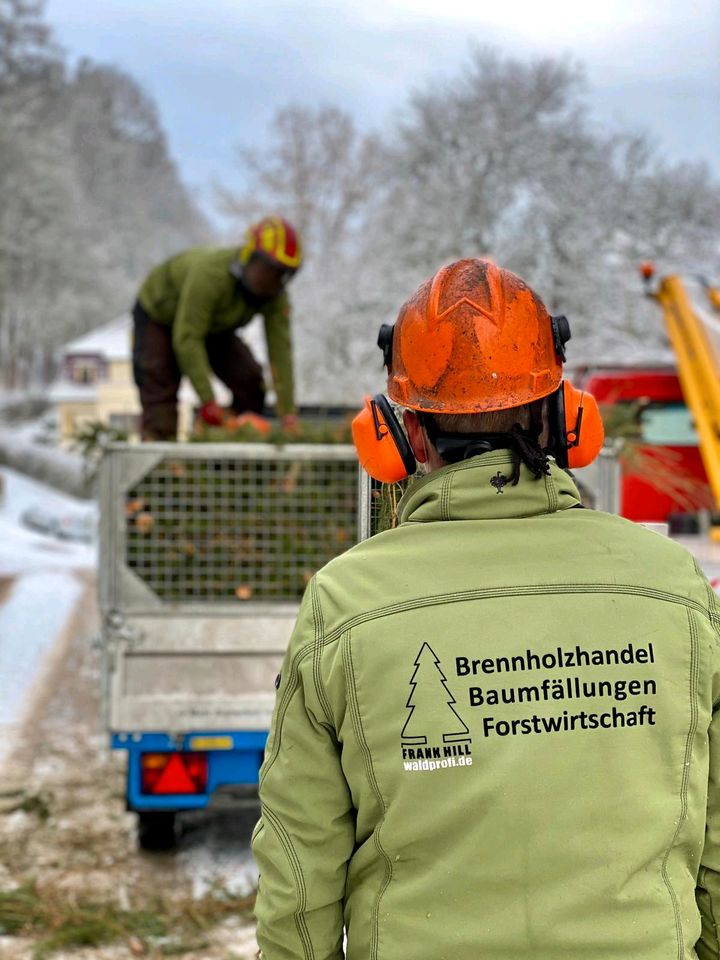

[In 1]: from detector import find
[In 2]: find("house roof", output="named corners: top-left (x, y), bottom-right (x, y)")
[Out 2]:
top-left (63, 315), bottom-right (132, 361)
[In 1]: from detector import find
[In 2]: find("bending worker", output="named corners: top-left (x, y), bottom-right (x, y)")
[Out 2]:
top-left (252, 258), bottom-right (720, 959)
top-left (132, 216), bottom-right (302, 440)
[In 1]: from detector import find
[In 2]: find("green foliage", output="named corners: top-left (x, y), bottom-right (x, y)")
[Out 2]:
top-left (34, 918), bottom-right (120, 959)
top-left (72, 418), bottom-right (129, 480)
top-left (159, 940), bottom-right (211, 956)
top-left (0, 880), bottom-right (254, 958)
top-left (0, 789), bottom-right (53, 821)
top-left (0, 884), bottom-right (45, 935)
top-left (371, 475), bottom-right (424, 533)
top-left (73, 418), bottom-right (129, 452)
top-left (193, 417), bottom-right (353, 445)
top-left (599, 402), bottom-right (644, 442)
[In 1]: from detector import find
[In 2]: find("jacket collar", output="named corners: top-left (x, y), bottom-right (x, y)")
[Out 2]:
top-left (397, 451), bottom-right (583, 524)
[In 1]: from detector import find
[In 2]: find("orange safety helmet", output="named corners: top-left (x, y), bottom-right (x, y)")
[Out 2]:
top-left (240, 216), bottom-right (303, 272)
top-left (388, 258), bottom-right (562, 413)
top-left (353, 258), bottom-right (604, 482)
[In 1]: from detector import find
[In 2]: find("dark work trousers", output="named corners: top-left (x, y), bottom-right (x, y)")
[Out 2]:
top-left (132, 301), bottom-right (265, 440)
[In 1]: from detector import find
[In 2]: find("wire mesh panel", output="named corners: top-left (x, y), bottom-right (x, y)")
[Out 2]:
top-left (125, 455), bottom-right (357, 602)
top-left (106, 445), bottom-right (358, 606)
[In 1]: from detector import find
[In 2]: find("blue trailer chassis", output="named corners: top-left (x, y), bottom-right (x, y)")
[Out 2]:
top-left (112, 730), bottom-right (268, 811)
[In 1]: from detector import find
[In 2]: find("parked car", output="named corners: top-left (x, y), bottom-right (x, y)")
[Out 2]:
top-left (21, 504), bottom-right (95, 543)
top-left (20, 505), bottom-right (60, 536)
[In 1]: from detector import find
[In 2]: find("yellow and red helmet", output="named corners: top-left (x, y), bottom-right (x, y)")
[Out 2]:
top-left (240, 216), bottom-right (303, 272)
top-left (387, 258), bottom-right (563, 413)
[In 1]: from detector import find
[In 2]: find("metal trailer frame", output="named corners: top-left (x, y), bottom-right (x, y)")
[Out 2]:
top-left (99, 442), bottom-right (364, 813)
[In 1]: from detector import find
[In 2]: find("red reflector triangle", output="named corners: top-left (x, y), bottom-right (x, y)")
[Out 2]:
top-left (151, 754), bottom-right (199, 795)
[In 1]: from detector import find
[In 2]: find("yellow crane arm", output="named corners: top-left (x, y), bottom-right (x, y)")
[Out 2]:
top-left (655, 276), bottom-right (720, 511)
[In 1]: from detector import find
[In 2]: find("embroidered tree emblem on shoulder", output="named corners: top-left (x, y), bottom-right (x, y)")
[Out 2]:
top-left (490, 471), bottom-right (508, 494)
top-left (401, 642), bottom-right (470, 745)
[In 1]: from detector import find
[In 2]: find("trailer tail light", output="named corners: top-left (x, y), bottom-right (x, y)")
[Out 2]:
top-left (140, 752), bottom-right (208, 795)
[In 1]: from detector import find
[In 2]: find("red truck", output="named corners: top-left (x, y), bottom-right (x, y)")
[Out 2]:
top-left (581, 367), bottom-right (712, 526)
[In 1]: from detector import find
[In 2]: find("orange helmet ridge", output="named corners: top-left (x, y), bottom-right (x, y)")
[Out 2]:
top-left (387, 258), bottom-right (562, 414)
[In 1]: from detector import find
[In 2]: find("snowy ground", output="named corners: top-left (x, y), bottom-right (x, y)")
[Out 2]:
top-left (0, 467), bottom-right (96, 769)
top-left (0, 466), bottom-right (260, 958)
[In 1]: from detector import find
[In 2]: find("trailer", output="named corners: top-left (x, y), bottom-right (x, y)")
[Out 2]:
top-left (99, 441), bottom-right (369, 848)
top-left (96, 435), bottom-right (636, 849)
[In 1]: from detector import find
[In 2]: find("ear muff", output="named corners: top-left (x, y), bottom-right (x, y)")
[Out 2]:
top-left (351, 394), bottom-right (416, 483)
top-left (377, 324), bottom-right (394, 370)
top-left (551, 381), bottom-right (605, 469)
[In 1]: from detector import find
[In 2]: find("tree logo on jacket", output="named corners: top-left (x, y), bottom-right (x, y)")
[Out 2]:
top-left (401, 643), bottom-right (472, 772)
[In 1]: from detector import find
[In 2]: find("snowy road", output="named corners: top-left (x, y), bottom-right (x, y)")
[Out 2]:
top-left (0, 467), bottom-right (96, 770)
top-left (0, 465), bottom-right (261, 952)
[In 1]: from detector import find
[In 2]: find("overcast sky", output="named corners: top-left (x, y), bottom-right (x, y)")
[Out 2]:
top-left (46, 0), bottom-right (720, 219)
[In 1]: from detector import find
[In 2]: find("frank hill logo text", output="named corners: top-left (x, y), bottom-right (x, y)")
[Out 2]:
top-left (401, 643), bottom-right (472, 774)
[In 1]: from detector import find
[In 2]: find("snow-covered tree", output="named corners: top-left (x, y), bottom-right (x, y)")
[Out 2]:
top-left (223, 47), bottom-right (720, 401)
top-left (0, 1), bottom-right (207, 387)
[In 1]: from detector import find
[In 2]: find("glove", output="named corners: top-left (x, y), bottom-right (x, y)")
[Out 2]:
top-left (228, 413), bottom-right (272, 435)
top-left (200, 401), bottom-right (225, 426)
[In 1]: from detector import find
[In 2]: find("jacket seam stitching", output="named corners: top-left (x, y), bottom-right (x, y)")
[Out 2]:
top-left (402, 506), bottom-right (583, 522)
top-left (544, 469), bottom-right (559, 513)
top-left (261, 804), bottom-right (314, 960)
top-left (440, 473), bottom-right (452, 522)
top-left (343, 631), bottom-right (392, 960)
top-left (315, 583), bottom-right (714, 648)
top-left (661, 605), bottom-right (699, 960)
top-left (695, 558), bottom-right (720, 639)
top-left (258, 655), bottom-right (305, 788)
top-left (311, 580), bottom-right (333, 725)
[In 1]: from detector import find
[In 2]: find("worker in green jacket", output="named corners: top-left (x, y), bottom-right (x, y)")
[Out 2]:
top-left (132, 216), bottom-right (302, 439)
top-left (252, 258), bottom-right (720, 959)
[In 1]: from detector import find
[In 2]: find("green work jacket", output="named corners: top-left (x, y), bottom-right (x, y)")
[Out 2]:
top-left (253, 452), bottom-right (720, 960)
top-left (137, 246), bottom-right (295, 414)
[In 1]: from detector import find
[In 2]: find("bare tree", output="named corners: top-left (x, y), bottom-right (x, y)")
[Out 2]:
top-left (220, 104), bottom-right (384, 401)
top-left (219, 103), bottom-right (381, 256)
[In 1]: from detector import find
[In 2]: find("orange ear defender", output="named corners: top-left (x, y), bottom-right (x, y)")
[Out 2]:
top-left (352, 395), bottom-right (416, 483)
top-left (353, 383), bottom-right (604, 479)
top-left (550, 381), bottom-right (604, 469)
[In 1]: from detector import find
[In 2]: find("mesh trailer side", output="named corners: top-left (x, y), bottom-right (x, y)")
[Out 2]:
top-left (100, 443), bottom-right (361, 613)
